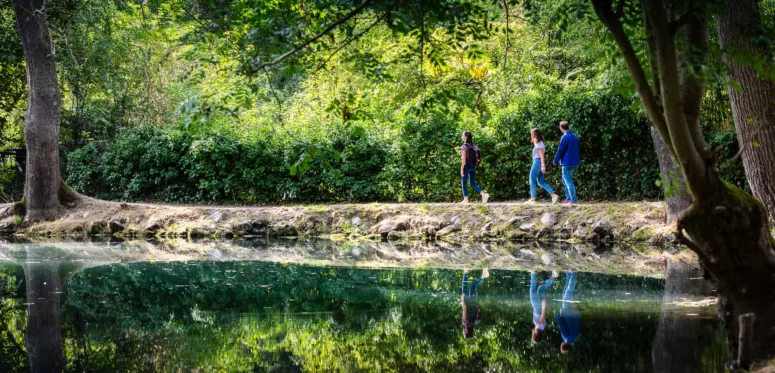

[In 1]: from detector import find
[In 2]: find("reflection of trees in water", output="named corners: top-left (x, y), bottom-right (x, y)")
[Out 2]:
top-left (0, 247), bottom-right (88, 373)
top-left (0, 257), bottom-right (728, 372)
top-left (24, 262), bottom-right (64, 373)
top-left (652, 259), bottom-right (719, 373)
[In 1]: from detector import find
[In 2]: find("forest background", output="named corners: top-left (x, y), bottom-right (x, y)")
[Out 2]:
top-left (0, 0), bottom-right (769, 205)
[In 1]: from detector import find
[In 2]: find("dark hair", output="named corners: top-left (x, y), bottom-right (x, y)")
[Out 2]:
top-left (559, 121), bottom-right (570, 131)
top-left (530, 128), bottom-right (544, 144)
top-left (531, 327), bottom-right (543, 344)
top-left (464, 325), bottom-right (474, 339)
top-left (463, 131), bottom-right (473, 144)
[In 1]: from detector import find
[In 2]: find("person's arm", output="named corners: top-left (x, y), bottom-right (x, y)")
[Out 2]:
top-left (461, 295), bottom-right (467, 321)
top-left (539, 298), bottom-right (548, 324)
top-left (553, 136), bottom-right (568, 165)
top-left (461, 149), bottom-right (466, 177)
top-left (539, 148), bottom-right (547, 174)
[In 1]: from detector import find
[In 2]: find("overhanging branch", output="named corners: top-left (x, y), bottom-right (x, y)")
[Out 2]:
top-left (591, 0), bottom-right (673, 148)
top-left (252, 0), bottom-right (375, 70)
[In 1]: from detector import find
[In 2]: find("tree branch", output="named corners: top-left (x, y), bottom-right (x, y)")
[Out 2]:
top-left (592, 0), bottom-right (673, 149)
top-left (253, 0), bottom-right (375, 70)
top-left (669, 0), bottom-right (695, 34)
top-left (314, 12), bottom-right (388, 72)
top-left (615, 0), bottom-right (625, 19)
top-left (642, 0), bottom-right (710, 197)
top-left (676, 0), bottom-right (709, 158)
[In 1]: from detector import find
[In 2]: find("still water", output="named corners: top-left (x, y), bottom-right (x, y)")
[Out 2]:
top-left (0, 242), bottom-right (724, 372)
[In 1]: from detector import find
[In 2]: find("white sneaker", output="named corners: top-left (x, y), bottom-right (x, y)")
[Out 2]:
top-left (551, 194), bottom-right (560, 205)
top-left (524, 199), bottom-right (536, 205)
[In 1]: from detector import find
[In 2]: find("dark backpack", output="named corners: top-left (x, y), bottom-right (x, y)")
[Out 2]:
top-left (464, 144), bottom-right (482, 167)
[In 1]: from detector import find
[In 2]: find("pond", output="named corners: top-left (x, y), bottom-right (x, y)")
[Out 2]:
top-left (0, 241), bottom-right (724, 372)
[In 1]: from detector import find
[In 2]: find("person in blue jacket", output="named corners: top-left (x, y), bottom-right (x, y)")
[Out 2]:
top-left (552, 121), bottom-right (581, 206)
top-left (555, 271), bottom-right (580, 354)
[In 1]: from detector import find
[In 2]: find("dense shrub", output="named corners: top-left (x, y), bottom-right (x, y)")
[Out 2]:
top-left (484, 91), bottom-right (661, 201)
top-left (67, 125), bottom-right (391, 203)
top-left (67, 92), bottom-right (745, 204)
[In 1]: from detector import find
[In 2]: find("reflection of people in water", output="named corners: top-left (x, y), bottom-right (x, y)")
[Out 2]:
top-left (555, 271), bottom-right (580, 354)
top-left (461, 268), bottom-right (490, 339)
top-left (530, 269), bottom-right (557, 344)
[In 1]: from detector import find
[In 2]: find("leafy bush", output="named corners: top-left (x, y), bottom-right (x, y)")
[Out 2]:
top-left (68, 91), bottom-right (743, 204)
top-left (485, 90), bottom-right (661, 201)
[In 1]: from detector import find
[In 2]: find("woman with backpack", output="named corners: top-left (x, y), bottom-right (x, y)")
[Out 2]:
top-left (460, 131), bottom-right (490, 204)
top-left (526, 128), bottom-right (561, 205)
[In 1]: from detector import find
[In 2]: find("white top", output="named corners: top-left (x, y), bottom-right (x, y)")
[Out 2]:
top-left (532, 141), bottom-right (545, 160)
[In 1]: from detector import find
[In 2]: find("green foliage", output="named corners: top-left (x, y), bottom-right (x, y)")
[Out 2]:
top-left (68, 89), bottom-right (666, 203)
top-left (0, 0), bottom-right (739, 204)
top-left (0, 260), bottom-right (727, 372)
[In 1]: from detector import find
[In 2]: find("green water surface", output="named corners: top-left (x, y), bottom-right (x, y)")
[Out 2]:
top-left (0, 244), bottom-right (725, 372)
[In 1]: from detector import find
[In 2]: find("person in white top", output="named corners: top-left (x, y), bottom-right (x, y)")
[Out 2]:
top-left (526, 128), bottom-right (560, 204)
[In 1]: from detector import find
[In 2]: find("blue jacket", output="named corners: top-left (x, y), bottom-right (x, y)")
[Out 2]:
top-left (553, 131), bottom-right (580, 166)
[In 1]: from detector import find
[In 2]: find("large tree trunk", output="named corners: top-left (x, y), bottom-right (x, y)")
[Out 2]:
top-left (592, 0), bottom-right (775, 367)
top-left (24, 262), bottom-right (63, 373)
top-left (652, 258), bottom-right (713, 373)
top-left (12, 0), bottom-right (62, 221)
top-left (678, 179), bottom-right (775, 365)
top-left (716, 0), bottom-right (775, 222)
top-left (651, 127), bottom-right (692, 224)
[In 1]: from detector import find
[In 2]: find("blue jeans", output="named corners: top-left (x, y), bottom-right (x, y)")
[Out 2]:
top-left (529, 159), bottom-right (554, 198)
top-left (461, 166), bottom-right (483, 198)
top-left (562, 272), bottom-right (577, 304)
top-left (462, 272), bottom-right (484, 297)
top-left (556, 272), bottom-right (581, 343)
top-left (529, 273), bottom-right (554, 316)
top-left (561, 165), bottom-right (578, 203)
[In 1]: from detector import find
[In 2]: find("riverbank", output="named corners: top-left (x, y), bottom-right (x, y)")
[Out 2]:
top-left (0, 198), bottom-right (677, 245)
top-left (0, 237), bottom-right (693, 277)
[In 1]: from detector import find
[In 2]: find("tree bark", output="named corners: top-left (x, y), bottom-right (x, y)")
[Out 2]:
top-left (12, 0), bottom-right (62, 221)
top-left (716, 0), bottom-right (775, 222)
top-left (24, 262), bottom-right (63, 373)
top-left (651, 127), bottom-right (692, 224)
top-left (592, 0), bottom-right (775, 365)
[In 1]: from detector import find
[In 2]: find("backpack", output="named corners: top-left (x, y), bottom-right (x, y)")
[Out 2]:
top-left (464, 144), bottom-right (482, 167)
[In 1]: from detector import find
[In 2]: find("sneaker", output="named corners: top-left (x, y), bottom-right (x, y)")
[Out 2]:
top-left (482, 268), bottom-right (490, 279)
top-left (482, 192), bottom-right (490, 204)
top-left (551, 194), bottom-right (560, 205)
top-left (460, 198), bottom-right (470, 204)
top-left (562, 201), bottom-right (572, 206)
top-left (552, 269), bottom-right (559, 278)
top-left (524, 199), bottom-right (536, 205)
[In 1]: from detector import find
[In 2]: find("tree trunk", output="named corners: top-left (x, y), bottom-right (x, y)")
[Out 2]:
top-left (592, 0), bottom-right (775, 366)
top-left (12, 0), bottom-right (61, 221)
top-left (716, 0), bottom-right (775, 222)
top-left (652, 258), bottom-right (713, 373)
top-left (24, 262), bottom-right (63, 373)
top-left (678, 179), bottom-right (775, 364)
top-left (651, 127), bottom-right (692, 224)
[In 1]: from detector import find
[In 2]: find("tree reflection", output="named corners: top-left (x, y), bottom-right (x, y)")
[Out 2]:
top-left (24, 262), bottom-right (64, 373)
top-left (652, 259), bottom-right (714, 373)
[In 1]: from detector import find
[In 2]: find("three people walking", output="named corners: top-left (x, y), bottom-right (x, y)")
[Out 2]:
top-left (460, 121), bottom-right (580, 205)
